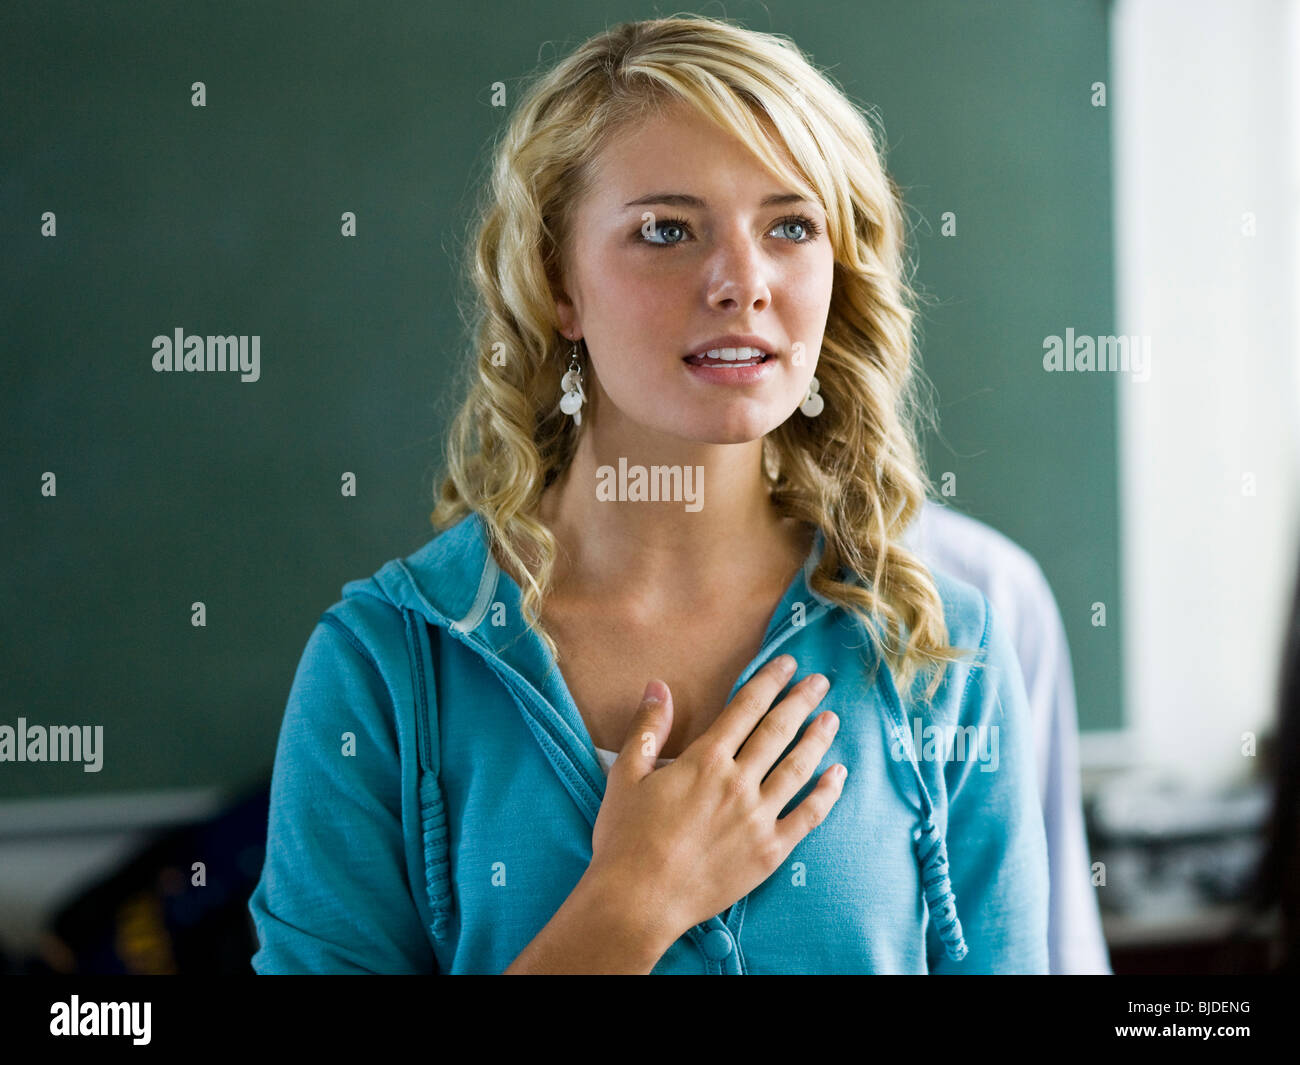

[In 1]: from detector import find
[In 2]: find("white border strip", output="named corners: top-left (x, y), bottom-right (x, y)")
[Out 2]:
top-left (0, 786), bottom-right (230, 839)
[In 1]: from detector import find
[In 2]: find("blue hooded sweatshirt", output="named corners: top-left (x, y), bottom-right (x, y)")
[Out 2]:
top-left (248, 510), bottom-right (1049, 974)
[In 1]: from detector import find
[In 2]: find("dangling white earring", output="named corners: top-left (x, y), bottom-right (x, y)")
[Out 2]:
top-left (801, 375), bottom-right (823, 417)
top-left (559, 339), bottom-right (586, 426)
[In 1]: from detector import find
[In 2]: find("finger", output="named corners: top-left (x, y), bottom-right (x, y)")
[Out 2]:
top-left (702, 654), bottom-right (798, 757)
top-left (734, 671), bottom-right (830, 779)
top-left (610, 679), bottom-right (673, 783)
top-left (773, 764), bottom-right (846, 851)
top-left (757, 705), bottom-right (840, 810)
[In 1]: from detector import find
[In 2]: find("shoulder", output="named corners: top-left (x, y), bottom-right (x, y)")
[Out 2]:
top-left (319, 587), bottom-right (408, 664)
top-left (899, 554), bottom-right (1027, 728)
top-left (927, 564), bottom-right (994, 658)
top-left (287, 566), bottom-right (429, 715)
top-left (313, 512), bottom-right (486, 658)
top-left (274, 574), bottom-right (424, 777)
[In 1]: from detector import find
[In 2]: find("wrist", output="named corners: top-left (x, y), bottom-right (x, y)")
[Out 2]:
top-left (572, 863), bottom-right (680, 972)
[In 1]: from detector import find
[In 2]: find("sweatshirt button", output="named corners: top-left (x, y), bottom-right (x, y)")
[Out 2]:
top-left (702, 929), bottom-right (734, 961)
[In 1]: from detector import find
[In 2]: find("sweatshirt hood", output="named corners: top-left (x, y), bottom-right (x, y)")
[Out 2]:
top-left (342, 510), bottom-right (501, 633)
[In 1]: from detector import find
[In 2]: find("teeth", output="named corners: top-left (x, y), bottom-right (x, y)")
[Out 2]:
top-left (697, 346), bottom-right (767, 363)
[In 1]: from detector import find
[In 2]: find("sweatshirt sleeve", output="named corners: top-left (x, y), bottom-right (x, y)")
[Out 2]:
top-left (928, 594), bottom-right (1050, 974)
top-left (248, 616), bottom-right (439, 974)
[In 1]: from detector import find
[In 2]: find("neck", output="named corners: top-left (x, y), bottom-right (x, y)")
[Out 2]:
top-left (536, 419), bottom-right (811, 612)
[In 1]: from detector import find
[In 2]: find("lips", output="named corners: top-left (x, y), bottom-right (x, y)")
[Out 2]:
top-left (681, 350), bottom-right (778, 385)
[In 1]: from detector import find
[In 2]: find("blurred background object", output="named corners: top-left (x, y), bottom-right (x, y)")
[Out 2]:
top-left (1, 785), bottom-right (267, 974)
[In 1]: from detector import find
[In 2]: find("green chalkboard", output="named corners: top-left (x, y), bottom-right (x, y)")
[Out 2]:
top-left (0, 0), bottom-right (1118, 801)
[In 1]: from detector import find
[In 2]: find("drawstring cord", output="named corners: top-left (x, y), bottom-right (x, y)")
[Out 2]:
top-left (888, 711), bottom-right (970, 962)
top-left (406, 606), bottom-right (455, 942)
top-left (420, 773), bottom-right (453, 941)
top-left (912, 813), bottom-right (968, 961)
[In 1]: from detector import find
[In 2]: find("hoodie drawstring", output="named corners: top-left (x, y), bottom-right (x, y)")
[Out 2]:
top-left (886, 698), bottom-right (969, 963)
top-left (912, 815), bottom-right (968, 961)
top-left (419, 773), bottom-right (453, 941)
top-left (406, 607), bottom-right (455, 942)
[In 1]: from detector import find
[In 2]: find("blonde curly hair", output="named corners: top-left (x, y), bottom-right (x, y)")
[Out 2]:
top-left (431, 14), bottom-right (973, 703)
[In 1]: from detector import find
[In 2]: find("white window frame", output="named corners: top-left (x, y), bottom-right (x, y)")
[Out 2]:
top-left (1087, 0), bottom-right (1300, 786)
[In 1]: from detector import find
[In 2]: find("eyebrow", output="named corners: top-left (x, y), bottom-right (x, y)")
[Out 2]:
top-left (623, 192), bottom-right (818, 210)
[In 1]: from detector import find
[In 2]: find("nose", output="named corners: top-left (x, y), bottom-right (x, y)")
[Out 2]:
top-left (706, 229), bottom-right (772, 312)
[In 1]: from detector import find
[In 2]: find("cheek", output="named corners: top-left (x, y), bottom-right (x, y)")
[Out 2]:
top-left (787, 259), bottom-right (835, 328)
top-left (792, 250), bottom-right (835, 302)
top-left (598, 274), bottom-right (685, 350)
top-left (588, 250), bottom-right (679, 314)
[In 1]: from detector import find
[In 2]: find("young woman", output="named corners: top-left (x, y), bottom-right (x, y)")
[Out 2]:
top-left (249, 15), bottom-right (1049, 974)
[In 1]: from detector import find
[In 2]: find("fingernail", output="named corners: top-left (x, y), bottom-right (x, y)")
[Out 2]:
top-left (641, 680), bottom-right (663, 705)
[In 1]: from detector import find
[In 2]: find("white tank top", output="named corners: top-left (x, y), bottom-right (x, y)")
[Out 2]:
top-left (593, 746), bottom-right (676, 775)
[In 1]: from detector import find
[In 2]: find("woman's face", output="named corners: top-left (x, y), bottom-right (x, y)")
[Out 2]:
top-left (553, 100), bottom-right (835, 446)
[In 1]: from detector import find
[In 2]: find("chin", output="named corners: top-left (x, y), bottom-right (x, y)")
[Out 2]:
top-left (677, 410), bottom-right (783, 445)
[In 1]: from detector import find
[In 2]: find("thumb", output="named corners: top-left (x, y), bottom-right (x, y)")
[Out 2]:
top-left (614, 679), bottom-right (673, 779)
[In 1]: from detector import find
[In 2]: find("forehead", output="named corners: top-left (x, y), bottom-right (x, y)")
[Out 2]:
top-left (588, 99), bottom-right (805, 205)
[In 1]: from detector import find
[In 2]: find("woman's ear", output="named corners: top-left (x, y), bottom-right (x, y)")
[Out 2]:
top-left (546, 261), bottom-right (579, 340)
top-left (553, 293), bottom-right (579, 341)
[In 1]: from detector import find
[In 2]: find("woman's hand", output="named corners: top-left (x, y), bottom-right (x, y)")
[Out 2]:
top-left (586, 653), bottom-right (845, 941)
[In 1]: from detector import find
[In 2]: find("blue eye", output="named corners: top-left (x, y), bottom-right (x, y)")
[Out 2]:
top-left (642, 217), bottom-right (690, 245)
top-left (772, 215), bottom-right (822, 241)
top-left (775, 218), bottom-right (812, 241)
